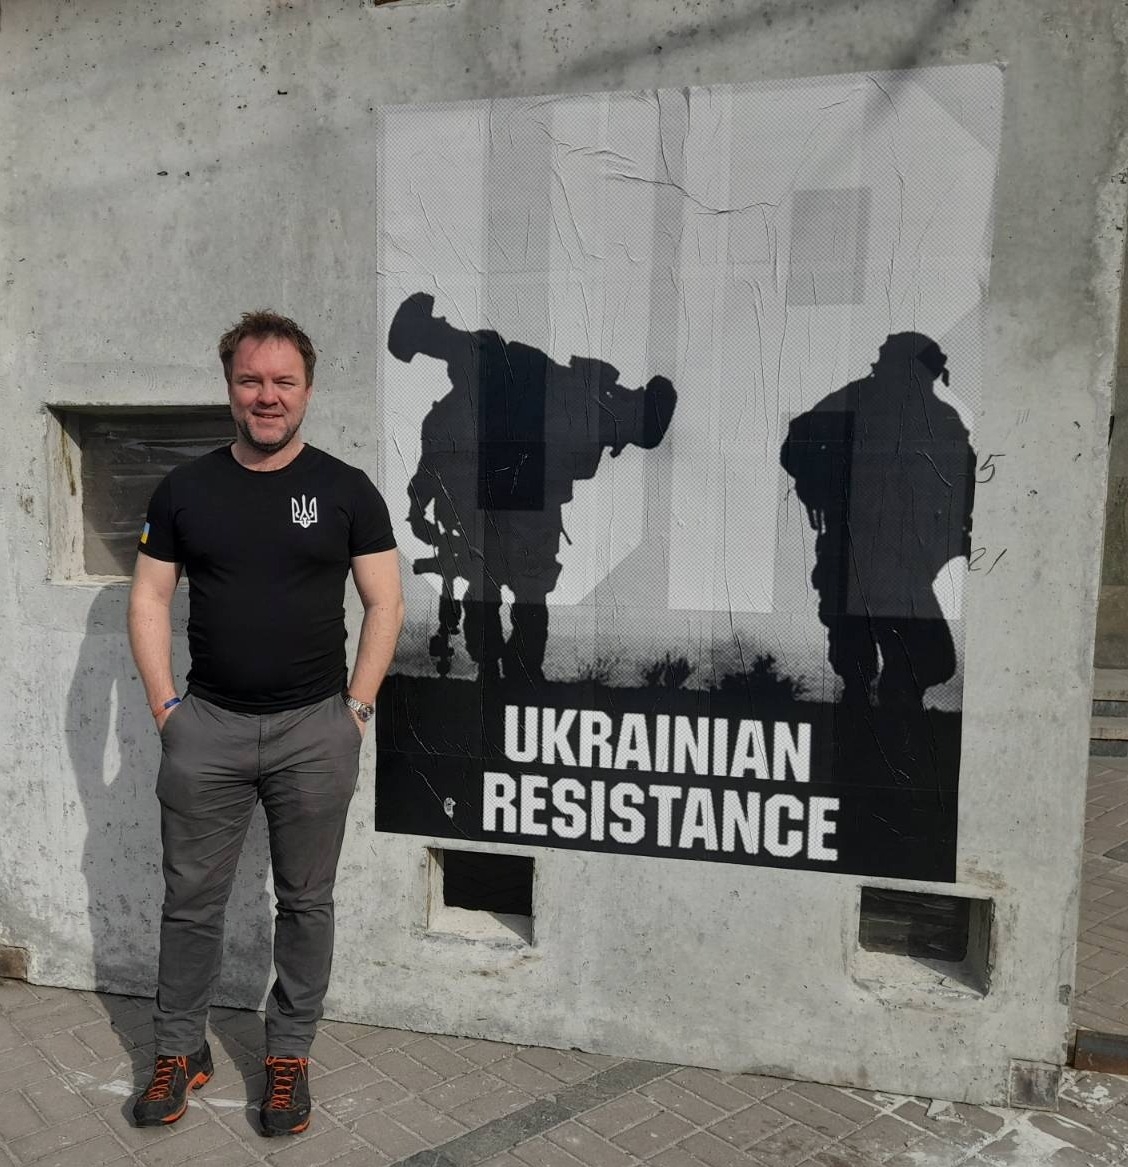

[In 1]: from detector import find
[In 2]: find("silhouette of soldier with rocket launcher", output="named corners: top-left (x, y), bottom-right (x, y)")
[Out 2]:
top-left (389, 292), bottom-right (677, 684)
top-left (780, 332), bottom-right (975, 711)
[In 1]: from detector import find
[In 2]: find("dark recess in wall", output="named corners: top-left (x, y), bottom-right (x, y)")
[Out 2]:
top-left (0, 946), bottom-right (29, 981)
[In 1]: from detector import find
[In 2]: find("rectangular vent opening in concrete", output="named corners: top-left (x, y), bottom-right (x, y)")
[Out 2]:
top-left (427, 849), bottom-right (533, 945)
top-left (47, 406), bottom-right (232, 579)
top-left (856, 887), bottom-right (992, 996)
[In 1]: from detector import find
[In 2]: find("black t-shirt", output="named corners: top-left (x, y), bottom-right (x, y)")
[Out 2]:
top-left (139, 444), bottom-right (396, 713)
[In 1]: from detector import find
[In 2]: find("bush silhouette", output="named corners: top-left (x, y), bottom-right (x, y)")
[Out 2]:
top-left (721, 653), bottom-right (806, 703)
top-left (578, 655), bottom-right (618, 685)
top-left (642, 653), bottom-right (695, 689)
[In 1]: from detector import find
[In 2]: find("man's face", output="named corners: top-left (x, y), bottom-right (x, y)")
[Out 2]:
top-left (228, 336), bottom-right (312, 454)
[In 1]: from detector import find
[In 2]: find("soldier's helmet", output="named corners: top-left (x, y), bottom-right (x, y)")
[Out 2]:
top-left (878, 332), bottom-right (949, 387)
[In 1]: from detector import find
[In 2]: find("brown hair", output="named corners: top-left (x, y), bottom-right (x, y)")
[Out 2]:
top-left (218, 311), bottom-right (317, 385)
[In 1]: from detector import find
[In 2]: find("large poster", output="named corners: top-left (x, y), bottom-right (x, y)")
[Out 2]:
top-left (374, 67), bottom-right (1003, 879)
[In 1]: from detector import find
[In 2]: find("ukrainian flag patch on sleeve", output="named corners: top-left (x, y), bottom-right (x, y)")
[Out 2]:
top-left (140, 522), bottom-right (150, 545)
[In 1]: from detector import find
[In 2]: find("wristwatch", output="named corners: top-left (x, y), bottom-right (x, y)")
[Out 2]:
top-left (343, 694), bottom-right (375, 722)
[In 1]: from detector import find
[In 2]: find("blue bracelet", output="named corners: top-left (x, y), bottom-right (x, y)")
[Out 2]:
top-left (158, 697), bottom-right (181, 713)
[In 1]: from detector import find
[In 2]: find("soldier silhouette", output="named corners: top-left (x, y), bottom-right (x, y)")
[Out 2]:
top-left (390, 292), bottom-right (677, 683)
top-left (780, 332), bottom-right (975, 710)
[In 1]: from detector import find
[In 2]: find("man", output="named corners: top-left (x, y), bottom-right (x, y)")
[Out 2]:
top-left (127, 311), bottom-right (404, 1136)
top-left (780, 331), bottom-right (975, 709)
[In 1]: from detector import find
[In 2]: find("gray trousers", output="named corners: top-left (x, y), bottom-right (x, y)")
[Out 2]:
top-left (153, 692), bottom-right (361, 1056)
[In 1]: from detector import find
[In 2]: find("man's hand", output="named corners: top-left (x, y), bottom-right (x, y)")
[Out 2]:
top-left (155, 705), bottom-right (175, 733)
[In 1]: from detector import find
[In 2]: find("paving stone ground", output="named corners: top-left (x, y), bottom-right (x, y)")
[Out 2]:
top-left (1076, 757), bottom-right (1128, 1038)
top-left (4, 760), bottom-right (1128, 1167)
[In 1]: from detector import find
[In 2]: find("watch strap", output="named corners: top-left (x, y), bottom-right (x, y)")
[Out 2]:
top-left (344, 694), bottom-right (374, 721)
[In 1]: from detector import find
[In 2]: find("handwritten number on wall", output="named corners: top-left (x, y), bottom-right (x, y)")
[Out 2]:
top-left (969, 547), bottom-right (1007, 573)
top-left (976, 454), bottom-right (1005, 483)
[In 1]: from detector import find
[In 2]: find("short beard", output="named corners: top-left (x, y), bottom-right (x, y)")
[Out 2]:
top-left (236, 417), bottom-right (300, 455)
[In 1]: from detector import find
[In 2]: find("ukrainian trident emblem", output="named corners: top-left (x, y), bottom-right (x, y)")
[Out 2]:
top-left (291, 495), bottom-right (318, 528)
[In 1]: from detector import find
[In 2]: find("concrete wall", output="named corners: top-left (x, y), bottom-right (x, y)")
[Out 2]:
top-left (1, 0), bottom-right (1125, 1105)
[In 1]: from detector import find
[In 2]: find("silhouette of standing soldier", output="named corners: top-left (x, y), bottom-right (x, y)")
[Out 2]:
top-left (389, 292), bottom-right (677, 683)
top-left (780, 332), bottom-right (975, 709)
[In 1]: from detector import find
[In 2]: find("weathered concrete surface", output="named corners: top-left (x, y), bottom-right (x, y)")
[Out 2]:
top-left (0, 0), bottom-right (1126, 1105)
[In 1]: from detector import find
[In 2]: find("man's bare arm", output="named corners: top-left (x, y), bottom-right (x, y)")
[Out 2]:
top-left (346, 549), bottom-right (405, 733)
top-left (128, 553), bottom-right (183, 731)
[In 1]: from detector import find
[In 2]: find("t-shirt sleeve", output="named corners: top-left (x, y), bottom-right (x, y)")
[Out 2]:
top-left (137, 474), bottom-right (181, 562)
top-left (349, 469), bottom-right (397, 556)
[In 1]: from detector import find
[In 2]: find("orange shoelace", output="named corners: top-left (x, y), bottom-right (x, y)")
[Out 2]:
top-left (142, 1055), bottom-right (188, 1101)
top-left (264, 1056), bottom-right (308, 1110)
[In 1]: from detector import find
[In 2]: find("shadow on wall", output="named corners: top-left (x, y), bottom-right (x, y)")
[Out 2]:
top-left (547, 0), bottom-right (957, 85)
top-left (68, 585), bottom-right (275, 1067)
